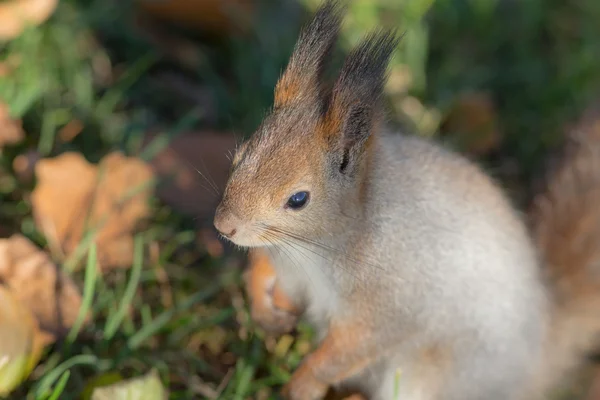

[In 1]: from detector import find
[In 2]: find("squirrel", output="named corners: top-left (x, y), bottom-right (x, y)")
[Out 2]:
top-left (213, 1), bottom-right (600, 399)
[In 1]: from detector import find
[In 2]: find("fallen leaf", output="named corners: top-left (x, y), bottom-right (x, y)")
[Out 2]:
top-left (90, 369), bottom-right (168, 400)
top-left (0, 234), bottom-right (84, 340)
top-left (81, 372), bottom-right (124, 400)
top-left (135, 0), bottom-right (254, 37)
top-left (144, 131), bottom-right (235, 222)
top-left (143, 131), bottom-right (234, 256)
top-left (440, 91), bottom-right (502, 156)
top-left (0, 286), bottom-right (51, 396)
top-left (0, 0), bottom-right (58, 41)
top-left (31, 151), bottom-right (155, 270)
top-left (0, 102), bottom-right (24, 149)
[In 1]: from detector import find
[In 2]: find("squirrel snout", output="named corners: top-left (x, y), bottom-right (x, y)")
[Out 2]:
top-left (214, 208), bottom-right (240, 239)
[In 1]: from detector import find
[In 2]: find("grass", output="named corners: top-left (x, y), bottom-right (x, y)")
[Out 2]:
top-left (0, 0), bottom-right (599, 399)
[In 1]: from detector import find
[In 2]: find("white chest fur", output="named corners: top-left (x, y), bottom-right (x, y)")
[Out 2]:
top-left (267, 243), bottom-right (339, 333)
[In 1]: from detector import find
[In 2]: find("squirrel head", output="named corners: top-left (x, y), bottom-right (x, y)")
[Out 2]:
top-left (214, 0), bottom-right (398, 247)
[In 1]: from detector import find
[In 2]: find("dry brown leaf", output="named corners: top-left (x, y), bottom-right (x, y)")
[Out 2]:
top-left (0, 103), bottom-right (24, 149)
top-left (143, 131), bottom-right (235, 256)
top-left (31, 151), bottom-right (155, 270)
top-left (0, 286), bottom-right (51, 396)
top-left (0, 0), bottom-right (58, 41)
top-left (135, 0), bottom-right (254, 37)
top-left (144, 131), bottom-right (235, 222)
top-left (0, 234), bottom-right (83, 340)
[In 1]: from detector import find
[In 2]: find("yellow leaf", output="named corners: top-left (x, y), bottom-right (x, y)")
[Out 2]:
top-left (81, 372), bottom-right (124, 400)
top-left (0, 286), bottom-right (50, 396)
top-left (90, 369), bottom-right (167, 400)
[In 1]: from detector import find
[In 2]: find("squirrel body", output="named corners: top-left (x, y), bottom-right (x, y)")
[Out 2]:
top-left (255, 133), bottom-right (549, 400)
top-left (214, 1), bottom-right (600, 399)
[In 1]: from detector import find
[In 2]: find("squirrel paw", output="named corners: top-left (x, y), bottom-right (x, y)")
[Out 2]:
top-left (244, 266), bottom-right (300, 335)
top-left (249, 277), bottom-right (299, 334)
top-left (281, 369), bottom-right (329, 400)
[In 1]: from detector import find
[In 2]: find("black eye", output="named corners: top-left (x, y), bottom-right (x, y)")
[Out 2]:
top-left (286, 191), bottom-right (310, 210)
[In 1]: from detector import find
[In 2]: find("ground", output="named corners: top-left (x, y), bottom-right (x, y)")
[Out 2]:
top-left (0, 0), bottom-right (599, 399)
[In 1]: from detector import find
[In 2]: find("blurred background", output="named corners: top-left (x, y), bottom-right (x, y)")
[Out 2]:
top-left (0, 0), bottom-right (599, 398)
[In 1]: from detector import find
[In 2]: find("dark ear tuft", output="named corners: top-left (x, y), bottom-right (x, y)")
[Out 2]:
top-left (274, 0), bottom-right (345, 108)
top-left (334, 30), bottom-right (399, 111)
top-left (319, 30), bottom-right (399, 172)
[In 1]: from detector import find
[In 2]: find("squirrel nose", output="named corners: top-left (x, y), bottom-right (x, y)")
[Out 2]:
top-left (214, 208), bottom-right (240, 238)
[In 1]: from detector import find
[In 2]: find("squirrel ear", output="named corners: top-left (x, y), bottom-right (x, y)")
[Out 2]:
top-left (319, 30), bottom-right (399, 172)
top-left (273, 0), bottom-right (344, 108)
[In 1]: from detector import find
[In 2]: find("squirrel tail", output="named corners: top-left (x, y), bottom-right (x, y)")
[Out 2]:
top-left (529, 106), bottom-right (600, 393)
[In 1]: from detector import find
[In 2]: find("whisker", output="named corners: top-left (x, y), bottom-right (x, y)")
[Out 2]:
top-left (261, 230), bottom-right (316, 290)
top-left (196, 152), bottom-right (221, 194)
top-left (265, 225), bottom-right (385, 272)
top-left (167, 148), bottom-right (220, 197)
top-left (285, 237), bottom-right (368, 285)
top-left (230, 128), bottom-right (242, 150)
top-left (274, 237), bottom-right (323, 289)
top-left (194, 181), bottom-right (220, 198)
top-left (261, 226), bottom-right (370, 285)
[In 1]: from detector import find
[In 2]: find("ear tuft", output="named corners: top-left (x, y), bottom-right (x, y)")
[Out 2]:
top-left (318, 30), bottom-right (399, 171)
top-left (334, 30), bottom-right (399, 110)
top-left (274, 0), bottom-right (345, 108)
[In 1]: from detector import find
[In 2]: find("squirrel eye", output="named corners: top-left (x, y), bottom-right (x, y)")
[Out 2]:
top-left (286, 191), bottom-right (310, 210)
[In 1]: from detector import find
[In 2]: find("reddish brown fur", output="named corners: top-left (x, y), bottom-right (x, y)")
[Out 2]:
top-left (282, 320), bottom-right (377, 399)
top-left (222, 115), bottom-right (321, 220)
top-left (274, 77), bottom-right (305, 107)
top-left (244, 248), bottom-right (301, 333)
top-left (529, 104), bottom-right (600, 393)
top-left (316, 106), bottom-right (343, 145)
top-left (272, 0), bottom-right (343, 108)
top-left (531, 124), bottom-right (600, 308)
top-left (246, 246), bottom-right (372, 398)
top-left (246, 248), bottom-right (299, 313)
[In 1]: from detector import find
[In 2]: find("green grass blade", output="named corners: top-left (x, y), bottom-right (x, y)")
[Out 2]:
top-left (66, 243), bottom-right (98, 344)
top-left (45, 370), bottom-right (71, 400)
top-left (103, 235), bottom-right (144, 340)
top-left (35, 355), bottom-right (98, 399)
top-left (126, 285), bottom-right (222, 350)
